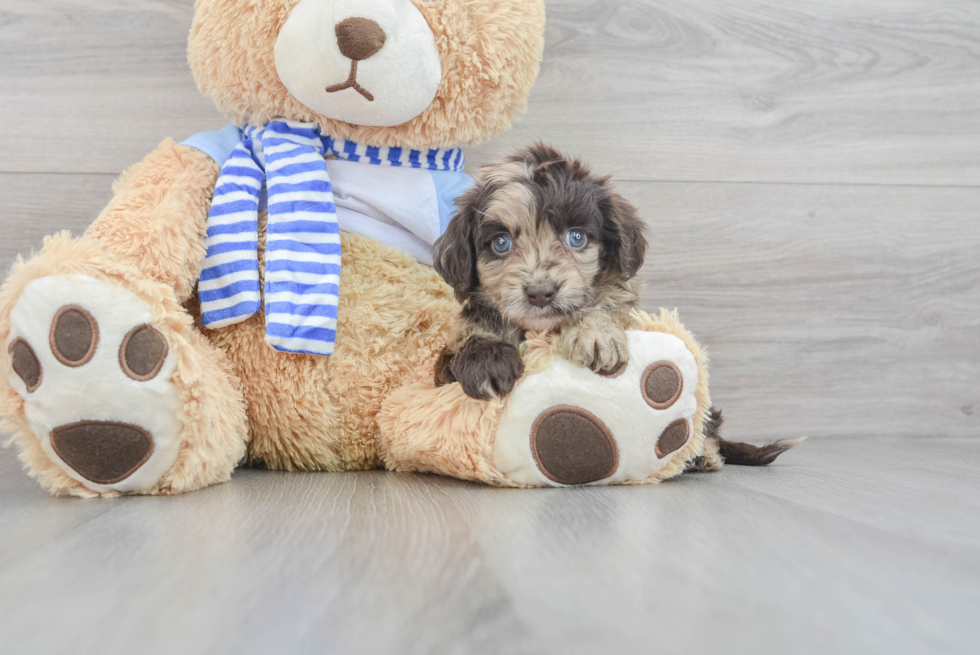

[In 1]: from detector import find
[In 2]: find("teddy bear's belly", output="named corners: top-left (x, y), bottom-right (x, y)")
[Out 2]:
top-left (196, 231), bottom-right (459, 471)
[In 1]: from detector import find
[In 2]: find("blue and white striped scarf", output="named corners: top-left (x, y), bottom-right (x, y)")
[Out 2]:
top-left (199, 120), bottom-right (465, 356)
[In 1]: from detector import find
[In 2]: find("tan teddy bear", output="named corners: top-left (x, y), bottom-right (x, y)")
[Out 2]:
top-left (0, 0), bottom-right (721, 498)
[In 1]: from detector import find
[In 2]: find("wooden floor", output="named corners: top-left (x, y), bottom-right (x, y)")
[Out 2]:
top-left (1, 439), bottom-right (979, 654)
top-left (0, 1), bottom-right (978, 653)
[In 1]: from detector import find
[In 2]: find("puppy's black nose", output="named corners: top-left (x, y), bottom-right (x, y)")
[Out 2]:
top-left (335, 17), bottom-right (387, 61)
top-left (526, 283), bottom-right (557, 308)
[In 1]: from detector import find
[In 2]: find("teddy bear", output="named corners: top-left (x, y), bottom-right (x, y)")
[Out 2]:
top-left (0, 0), bottom-right (714, 498)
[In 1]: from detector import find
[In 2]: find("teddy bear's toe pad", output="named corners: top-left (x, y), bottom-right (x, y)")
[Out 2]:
top-left (6, 275), bottom-right (181, 493)
top-left (642, 361), bottom-right (683, 409)
top-left (9, 338), bottom-right (42, 392)
top-left (50, 305), bottom-right (99, 366)
top-left (656, 419), bottom-right (690, 458)
top-left (495, 331), bottom-right (699, 487)
top-left (120, 325), bottom-right (169, 381)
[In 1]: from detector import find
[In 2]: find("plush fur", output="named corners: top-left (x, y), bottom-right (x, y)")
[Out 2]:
top-left (191, 230), bottom-right (459, 472)
top-left (86, 140), bottom-right (221, 303)
top-left (189, 0), bottom-right (546, 148)
top-left (0, 148), bottom-right (461, 496)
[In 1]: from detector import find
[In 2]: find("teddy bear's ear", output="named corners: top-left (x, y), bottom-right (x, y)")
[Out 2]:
top-left (433, 188), bottom-right (482, 302)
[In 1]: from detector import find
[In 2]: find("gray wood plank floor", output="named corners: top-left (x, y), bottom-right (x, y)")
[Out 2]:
top-left (0, 1), bottom-right (978, 653)
top-left (1, 439), bottom-right (978, 655)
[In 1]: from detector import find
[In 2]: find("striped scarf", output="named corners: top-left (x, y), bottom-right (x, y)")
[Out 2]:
top-left (199, 120), bottom-right (465, 356)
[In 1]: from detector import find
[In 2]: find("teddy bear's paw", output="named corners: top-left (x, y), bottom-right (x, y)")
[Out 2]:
top-left (493, 331), bottom-right (700, 487)
top-left (6, 275), bottom-right (182, 494)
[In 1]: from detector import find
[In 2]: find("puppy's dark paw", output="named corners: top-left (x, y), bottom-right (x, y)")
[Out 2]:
top-left (434, 349), bottom-right (457, 387)
top-left (451, 337), bottom-right (525, 400)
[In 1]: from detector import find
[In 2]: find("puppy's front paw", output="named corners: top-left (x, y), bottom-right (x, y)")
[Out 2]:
top-left (561, 319), bottom-right (629, 374)
top-left (451, 337), bottom-right (525, 400)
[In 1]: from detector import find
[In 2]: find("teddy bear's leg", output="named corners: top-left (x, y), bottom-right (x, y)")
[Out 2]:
top-left (0, 235), bottom-right (249, 497)
top-left (379, 311), bottom-right (712, 487)
top-left (379, 384), bottom-right (511, 485)
top-left (0, 143), bottom-right (248, 497)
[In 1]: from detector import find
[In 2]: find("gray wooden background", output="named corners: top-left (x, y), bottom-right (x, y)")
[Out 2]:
top-left (1, 2), bottom-right (979, 654)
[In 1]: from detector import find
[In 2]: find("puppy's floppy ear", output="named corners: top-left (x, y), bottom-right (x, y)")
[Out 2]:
top-left (433, 186), bottom-right (481, 302)
top-left (600, 190), bottom-right (648, 280)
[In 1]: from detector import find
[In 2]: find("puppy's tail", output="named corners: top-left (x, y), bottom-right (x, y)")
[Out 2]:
top-left (704, 408), bottom-right (806, 467)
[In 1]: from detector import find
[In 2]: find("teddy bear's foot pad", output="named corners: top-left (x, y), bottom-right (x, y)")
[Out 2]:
top-left (495, 331), bottom-right (700, 487)
top-left (6, 275), bottom-right (180, 493)
top-left (50, 421), bottom-right (155, 485)
top-left (530, 406), bottom-right (619, 485)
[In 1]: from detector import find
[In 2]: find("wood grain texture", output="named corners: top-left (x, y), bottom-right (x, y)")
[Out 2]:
top-left (473, 0), bottom-right (980, 185)
top-left (622, 180), bottom-right (980, 440)
top-left (2, 1), bottom-right (979, 184)
top-left (1, 439), bottom-right (978, 655)
top-left (0, 0), bottom-right (222, 175)
top-left (0, 174), bottom-right (114, 274)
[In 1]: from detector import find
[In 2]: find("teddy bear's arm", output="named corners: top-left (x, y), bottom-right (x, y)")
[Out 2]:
top-left (86, 139), bottom-right (221, 303)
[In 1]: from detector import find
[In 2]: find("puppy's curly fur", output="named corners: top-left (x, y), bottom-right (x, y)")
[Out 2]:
top-left (433, 143), bottom-right (647, 400)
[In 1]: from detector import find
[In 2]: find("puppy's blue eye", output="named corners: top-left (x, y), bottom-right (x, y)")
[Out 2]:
top-left (492, 235), bottom-right (513, 255)
top-left (566, 230), bottom-right (587, 249)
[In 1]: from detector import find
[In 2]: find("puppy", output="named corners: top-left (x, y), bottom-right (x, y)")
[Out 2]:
top-left (433, 144), bottom-right (805, 470)
top-left (432, 143), bottom-right (646, 400)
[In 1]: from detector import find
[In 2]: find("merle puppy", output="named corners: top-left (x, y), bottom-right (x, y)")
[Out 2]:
top-left (433, 143), bottom-right (643, 399)
top-left (432, 144), bottom-right (802, 469)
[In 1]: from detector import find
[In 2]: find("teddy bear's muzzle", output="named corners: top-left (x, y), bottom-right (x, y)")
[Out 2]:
top-left (275, 0), bottom-right (443, 126)
top-left (327, 16), bottom-right (388, 102)
top-left (326, 17), bottom-right (388, 102)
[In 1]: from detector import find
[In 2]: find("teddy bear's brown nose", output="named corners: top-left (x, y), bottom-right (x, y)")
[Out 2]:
top-left (335, 17), bottom-right (387, 61)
